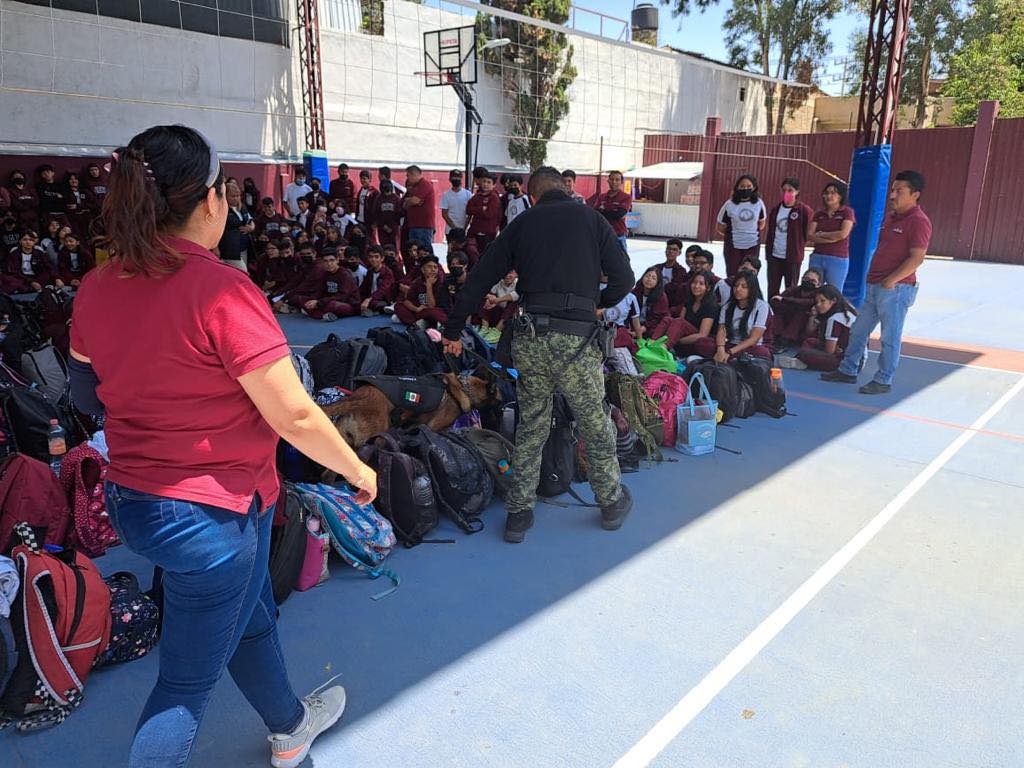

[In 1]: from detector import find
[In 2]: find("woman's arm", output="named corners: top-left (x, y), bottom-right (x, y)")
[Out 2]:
top-left (238, 356), bottom-right (376, 503)
top-left (729, 327), bottom-right (765, 354)
top-left (678, 317), bottom-right (715, 345)
top-left (713, 325), bottom-right (729, 363)
top-left (812, 220), bottom-right (854, 243)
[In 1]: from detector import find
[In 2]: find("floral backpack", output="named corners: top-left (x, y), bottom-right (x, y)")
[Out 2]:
top-left (59, 444), bottom-right (118, 558)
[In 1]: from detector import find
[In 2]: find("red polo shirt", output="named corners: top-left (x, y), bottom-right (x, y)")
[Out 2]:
top-left (591, 189), bottom-right (632, 236)
top-left (70, 236), bottom-right (290, 514)
top-left (811, 205), bottom-right (856, 258)
top-left (404, 178), bottom-right (436, 229)
top-left (866, 205), bottom-right (932, 286)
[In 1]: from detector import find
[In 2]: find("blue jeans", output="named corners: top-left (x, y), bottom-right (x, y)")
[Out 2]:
top-left (808, 252), bottom-right (850, 290)
top-left (408, 227), bottom-right (434, 249)
top-left (617, 235), bottom-right (628, 253)
top-left (105, 483), bottom-right (304, 768)
top-left (838, 282), bottom-right (919, 385)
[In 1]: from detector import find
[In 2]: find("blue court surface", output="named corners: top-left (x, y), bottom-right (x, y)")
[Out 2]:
top-left (5, 242), bottom-right (1024, 768)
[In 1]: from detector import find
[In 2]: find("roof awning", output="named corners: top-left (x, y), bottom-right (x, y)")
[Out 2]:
top-left (625, 162), bottom-right (703, 180)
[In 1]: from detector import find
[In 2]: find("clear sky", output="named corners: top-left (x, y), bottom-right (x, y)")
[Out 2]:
top-left (569, 1), bottom-right (864, 95)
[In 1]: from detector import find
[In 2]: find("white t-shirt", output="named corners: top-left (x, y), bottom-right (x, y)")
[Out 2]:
top-left (21, 251), bottom-right (35, 275)
top-left (505, 194), bottom-right (530, 225)
top-left (717, 199), bottom-right (767, 249)
top-left (603, 293), bottom-right (640, 327)
top-left (284, 181), bottom-right (312, 216)
top-left (718, 298), bottom-right (770, 344)
top-left (824, 311), bottom-right (854, 341)
top-left (661, 266), bottom-right (675, 283)
top-left (713, 279), bottom-right (731, 305)
top-left (440, 188), bottom-right (472, 232)
top-left (772, 206), bottom-right (791, 258)
top-left (349, 264), bottom-right (368, 284)
top-left (491, 279), bottom-right (519, 302)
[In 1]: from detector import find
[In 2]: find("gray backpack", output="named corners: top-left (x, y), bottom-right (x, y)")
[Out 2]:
top-left (454, 428), bottom-right (515, 497)
top-left (21, 344), bottom-right (68, 405)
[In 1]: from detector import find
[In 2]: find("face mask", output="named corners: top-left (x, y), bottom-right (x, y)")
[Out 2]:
top-left (12, 179), bottom-right (24, 186)
top-left (800, 280), bottom-right (816, 291)
top-left (450, 266), bottom-right (465, 278)
top-left (737, 189), bottom-right (753, 201)
top-left (783, 191), bottom-right (797, 205)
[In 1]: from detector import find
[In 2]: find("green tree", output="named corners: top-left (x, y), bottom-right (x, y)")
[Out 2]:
top-left (477, 1), bottom-right (578, 169)
top-left (721, 0), bottom-right (842, 133)
top-left (944, 16), bottom-right (1024, 124)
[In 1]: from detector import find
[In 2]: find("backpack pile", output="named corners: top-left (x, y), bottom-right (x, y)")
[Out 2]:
top-left (305, 334), bottom-right (386, 391)
top-left (366, 326), bottom-right (444, 377)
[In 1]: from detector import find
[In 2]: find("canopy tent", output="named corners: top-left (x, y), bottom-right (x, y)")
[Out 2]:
top-left (624, 161), bottom-right (703, 180)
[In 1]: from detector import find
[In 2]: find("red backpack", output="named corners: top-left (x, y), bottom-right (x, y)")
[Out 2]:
top-left (643, 371), bottom-right (690, 447)
top-left (59, 444), bottom-right (119, 558)
top-left (0, 454), bottom-right (71, 555)
top-left (0, 523), bottom-right (111, 731)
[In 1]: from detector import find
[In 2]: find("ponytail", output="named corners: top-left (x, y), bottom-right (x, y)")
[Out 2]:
top-left (94, 125), bottom-right (224, 277)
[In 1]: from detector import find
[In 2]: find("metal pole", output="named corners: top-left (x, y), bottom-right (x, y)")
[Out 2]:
top-left (465, 90), bottom-right (473, 181)
top-left (597, 135), bottom-right (604, 197)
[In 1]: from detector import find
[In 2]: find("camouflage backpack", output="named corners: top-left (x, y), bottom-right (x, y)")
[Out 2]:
top-left (604, 372), bottom-right (663, 461)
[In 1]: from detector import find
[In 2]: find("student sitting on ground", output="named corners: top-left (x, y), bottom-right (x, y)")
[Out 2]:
top-left (658, 238), bottom-right (690, 308)
top-left (632, 267), bottom-right (670, 338)
top-left (786, 284), bottom-right (857, 371)
top-left (381, 241), bottom-right (404, 279)
top-left (342, 245), bottom-right (367, 284)
top-left (255, 197), bottom-right (288, 238)
top-left (444, 252), bottom-right (469, 305)
top-left (770, 267), bottom-right (823, 348)
top-left (648, 271), bottom-right (719, 359)
top-left (712, 271), bottom-right (772, 362)
top-left (40, 218), bottom-right (63, 267)
top-left (479, 270), bottom-right (518, 330)
top-left (446, 228), bottom-right (479, 270)
top-left (5, 229), bottom-right (54, 292)
top-left (285, 250), bottom-right (359, 321)
top-left (57, 231), bottom-right (95, 288)
top-left (397, 241), bottom-right (421, 298)
top-left (359, 246), bottom-right (396, 316)
top-left (599, 278), bottom-right (642, 351)
top-left (395, 253), bottom-right (449, 328)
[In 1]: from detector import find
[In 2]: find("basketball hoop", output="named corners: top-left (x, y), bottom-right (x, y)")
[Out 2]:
top-left (422, 25), bottom-right (477, 88)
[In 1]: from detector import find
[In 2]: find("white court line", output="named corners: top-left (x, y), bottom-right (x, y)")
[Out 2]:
top-left (612, 373), bottom-right (1024, 768)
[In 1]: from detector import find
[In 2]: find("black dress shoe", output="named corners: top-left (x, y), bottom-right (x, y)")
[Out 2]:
top-left (820, 371), bottom-right (857, 383)
top-left (600, 485), bottom-right (633, 531)
top-left (859, 380), bottom-right (891, 395)
top-left (504, 509), bottom-right (534, 543)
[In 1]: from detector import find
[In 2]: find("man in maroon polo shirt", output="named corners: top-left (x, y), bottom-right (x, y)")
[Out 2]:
top-left (328, 163), bottom-right (355, 214)
top-left (590, 170), bottom-right (631, 253)
top-left (822, 170), bottom-right (932, 394)
top-left (403, 165), bottom-right (435, 249)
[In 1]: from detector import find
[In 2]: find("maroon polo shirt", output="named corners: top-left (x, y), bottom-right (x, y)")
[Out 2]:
top-left (812, 205), bottom-right (856, 258)
top-left (70, 236), bottom-right (290, 514)
top-left (466, 191), bottom-right (501, 237)
top-left (404, 178), bottom-right (436, 229)
top-left (867, 205), bottom-right (932, 286)
top-left (591, 189), bottom-right (632, 236)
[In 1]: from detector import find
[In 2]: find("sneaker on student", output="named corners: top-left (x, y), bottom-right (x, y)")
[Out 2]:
top-left (504, 509), bottom-right (534, 543)
top-left (859, 380), bottom-right (891, 395)
top-left (775, 354), bottom-right (807, 370)
top-left (600, 484), bottom-right (632, 531)
top-left (391, 313), bottom-right (401, 324)
top-left (820, 370), bottom-right (857, 383)
top-left (269, 681), bottom-right (346, 768)
top-left (383, 304), bottom-right (395, 314)
top-left (360, 308), bottom-right (375, 318)
top-left (321, 312), bottom-right (338, 322)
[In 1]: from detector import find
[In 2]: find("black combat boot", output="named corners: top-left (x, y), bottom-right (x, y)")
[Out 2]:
top-left (504, 509), bottom-right (534, 543)
top-left (600, 484), bottom-right (632, 531)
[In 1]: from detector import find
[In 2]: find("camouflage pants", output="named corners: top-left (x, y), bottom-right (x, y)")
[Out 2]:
top-left (505, 329), bottom-right (621, 512)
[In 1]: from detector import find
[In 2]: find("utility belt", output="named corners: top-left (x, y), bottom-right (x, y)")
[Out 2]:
top-left (496, 292), bottom-right (614, 365)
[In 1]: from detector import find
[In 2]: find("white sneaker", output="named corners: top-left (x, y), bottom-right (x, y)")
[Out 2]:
top-left (268, 681), bottom-right (347, 768)
top-left (685, 355), bottom-right (704, 364)
top-left (775, 354), bottom-right (808, 370)
top-left (321, 312), bottom-right (338, 322)
top-left (391, 313), bottom-right (401, 324)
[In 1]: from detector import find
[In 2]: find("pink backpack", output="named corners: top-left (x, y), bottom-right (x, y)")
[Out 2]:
top-left (643, 372), bottom-right (689, 447)
top-left (59, 445), bottom-right (119, 558)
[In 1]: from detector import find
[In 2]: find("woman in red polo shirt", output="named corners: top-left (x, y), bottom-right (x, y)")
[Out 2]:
top-left (69, 125), bottom-right (374, 768)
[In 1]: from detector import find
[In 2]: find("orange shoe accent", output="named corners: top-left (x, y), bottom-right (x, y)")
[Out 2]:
top-left (272, 744), bottom-right (305, 760)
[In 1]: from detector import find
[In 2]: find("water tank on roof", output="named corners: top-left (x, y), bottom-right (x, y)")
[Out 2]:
top-left (631, 3), bottom-right (659, 46)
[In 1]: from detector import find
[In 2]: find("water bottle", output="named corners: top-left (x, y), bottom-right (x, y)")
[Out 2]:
top-left (769, 367), bottom-right (784, 395)
top-left (497, 459), bottom-right (512, 476)
top-left (47, 419), bottom-right (67, 476)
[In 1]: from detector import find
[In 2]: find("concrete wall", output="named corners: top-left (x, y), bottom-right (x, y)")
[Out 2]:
top-left (1, 0), bottom-right (784, 172)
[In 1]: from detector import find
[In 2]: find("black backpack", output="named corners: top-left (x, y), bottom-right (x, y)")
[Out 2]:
top-left (734, 355), bottom-right (787, 418)
top-left (537, 393), bottom-right (579, 498)
top-left (305, 334), bottom-right (386, 391)
top-left (0, 361), bottom-right (77, 462)
top-left (367, 327), bottom-right (444, 376)
top-left (357, 432), bottom-right (440, 547)
top-left (685, 361), bottom-right (740, 423)
top-left (268, 485), bottom-right (308, 605)
top-left (393, 426), bottom-right (492, 533)
top-left (735, 377), bottom-right (756, 419)
top-left (454, 427), bottom-right (515, 497)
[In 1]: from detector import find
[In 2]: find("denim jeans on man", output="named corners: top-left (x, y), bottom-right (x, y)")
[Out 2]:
top-left (408, 227), bottom-right (434, 249)
top-left (808, 252), bottom-right (850, 290)
top-left (837, 282), bottom-right (919, 385)
top-left (105, 483), bottom-right (304, 768)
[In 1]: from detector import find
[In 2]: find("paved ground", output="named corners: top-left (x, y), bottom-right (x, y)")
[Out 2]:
top-left (5, 243), bottom-right (1023, 768)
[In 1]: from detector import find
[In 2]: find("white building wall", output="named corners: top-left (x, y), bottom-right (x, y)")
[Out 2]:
top-left (0, 0), bottom-right (783, 171)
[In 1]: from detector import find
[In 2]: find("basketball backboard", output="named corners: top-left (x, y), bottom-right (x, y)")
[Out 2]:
top-left (423, 25), bottom-right (477, 87)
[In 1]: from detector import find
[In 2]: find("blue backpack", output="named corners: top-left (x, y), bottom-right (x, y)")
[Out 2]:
top-left (291, 483), bottom-right (399, 599)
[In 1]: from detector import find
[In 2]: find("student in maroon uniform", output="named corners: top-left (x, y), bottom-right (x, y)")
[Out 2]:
top-left (381, 241), bottom-right (404, 280)
top-left (448, 227), bottom-right (480, 269)
top-left (712, 271), bottom-right (772, 362)
top-left (35, 164), bottom-right (66, 227)
top-left (64, 171), bottom-right (91, 236)
top-left (40, 217), bottom-right (64, 267)
top-left (286, 250), bottom-right (359, 321)
top-left (657, 238), bottom-right (690, 307)
top-left (317, 226), bottom-right (343, 256)
top-left (397, 241), bottom-right (421, 298)
top-left (304, 177), bottom-right (329, 212)
top-left (373, 179), bottom-right (403, 250)
top-left (241, 177), bottom-right (261, 211)
top-left (7, 170), bottom-right (39, 229)
top-left (395, 253), bottom-right (449, 328)
top-left (255, 197), bottom-right (288, 238)
top-left (631, 267), bottom-right (670, 338)
top-left (822, 170), bottom-right (931, 394)
top-left (808, 180), bottom-right (856, 289)
top-left (649, 271), bottom-right (719, 358)
top-left (355, 170), bottom-right (379, 231)
top-left (590, 170), bottom-right (632, 252)
top-left (764, 177), bottom-right (814, 298)
top-left (56, 231), bottom-right (95, 287)
top-left (68, 125), bottom-right (361, 767)
top-left (717, 174), bottom-right (767, 277)
top-left (347, 224), bottom-right (370, 261)
top-left (402, 165), bottom-right (436, 248)
top-left (5, 229), bottom-right (55, 292)
top-left (294, 197), bottom-right (314, 233)
top-left (328, 163), bottom-right (355, 213)
top-left (359, 247), bottom-right (396, 315)
top-left (789, 284), bottom-right (857, 371)
top-left (0, 185), bottom-right (9, 219)
top-left (561, 169), bottom-right (587, 204)
top-left (465, 173), bottom-right (501, 261)
top-left (1, 214), bottom-right (19, 254)
top-left (262, 241), bottom-right (300, 297)
top-left (770, 267), bottom-right (823, 348)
